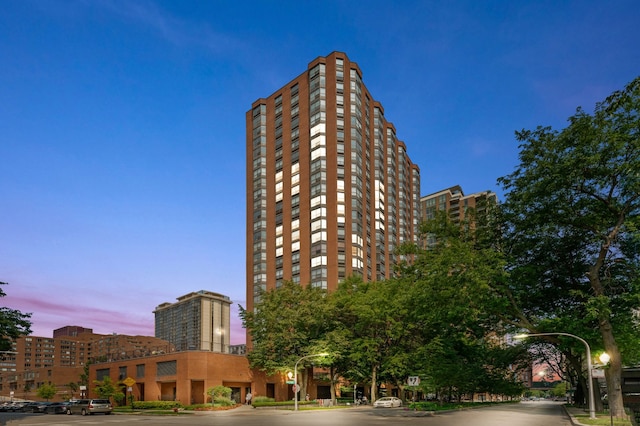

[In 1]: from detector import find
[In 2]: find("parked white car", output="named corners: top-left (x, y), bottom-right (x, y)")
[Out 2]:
top-left (373, 396), bottom-right (403, 408)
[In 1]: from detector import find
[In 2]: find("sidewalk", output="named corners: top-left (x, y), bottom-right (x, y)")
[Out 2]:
top-left (565, 405), bottom-right (590, 425)
top-left (564, 405), bottom-right (633, 426)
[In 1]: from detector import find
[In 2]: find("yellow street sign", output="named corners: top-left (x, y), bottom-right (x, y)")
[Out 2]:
top-left (123, 377), bottom-right (136, 387)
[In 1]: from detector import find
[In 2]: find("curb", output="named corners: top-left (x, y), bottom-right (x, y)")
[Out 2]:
top-left (563, 406), bottom-right (585, 426)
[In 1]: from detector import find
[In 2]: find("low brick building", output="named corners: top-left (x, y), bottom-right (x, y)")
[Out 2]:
top-left (87, 351), bottom-right (329, 405)
top-left (0, 329), bottom-right (173, 401)
top-left (89, 350), bottom-right (253, 404)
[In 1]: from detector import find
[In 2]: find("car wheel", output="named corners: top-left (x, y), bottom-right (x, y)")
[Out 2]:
top-left (66, 409), bottom-right (72, 415)
top-left (81, 408), bottom-right (87, 416)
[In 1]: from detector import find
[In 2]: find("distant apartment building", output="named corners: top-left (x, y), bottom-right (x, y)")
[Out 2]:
top-left (421, 185), bottom-right (497, 224)
top-left (246, 51), bottom-right (421, 319)
top-left (53, 325), bottom-right (93, 338)
top-left (228, 344), bottom-right (247, 355)
top-left (0, 330), bottom-right (171, 401)
top-left (154, 290), bottom-right (231, 353)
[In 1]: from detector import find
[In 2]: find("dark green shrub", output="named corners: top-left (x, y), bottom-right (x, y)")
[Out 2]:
top-left (131, 401), bottom-right (182, 410)
top-left (408, 401), bottom-right (439, 411)
top-left (207, 385), bottom-right (232, 400)
top-left (213, 396), bottom-right (235, 406)
top-left (252, 396), bottom-right (275, 404)
top-left (252, 400), bottom-right (315, 407)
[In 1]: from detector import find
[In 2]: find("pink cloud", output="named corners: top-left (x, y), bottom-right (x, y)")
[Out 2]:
top-left (5, 292), bottom-right (246, 345)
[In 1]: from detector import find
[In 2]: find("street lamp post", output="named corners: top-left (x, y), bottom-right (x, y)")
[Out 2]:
top-left (515, 332), bottom-right (596, 419)
top-left (294, 353), bottom-right (328, 411)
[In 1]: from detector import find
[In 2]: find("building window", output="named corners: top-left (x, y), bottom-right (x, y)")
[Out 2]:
top-left (157, 361), bottom-right (177, 376)
top-left (136, 364), bottom-right (145, 378)
top-left (96, 368), bottom-right (110, 381)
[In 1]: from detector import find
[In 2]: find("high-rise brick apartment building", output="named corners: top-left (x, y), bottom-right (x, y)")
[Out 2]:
top-left (154, 290), bottom-right (231, 353)
top-left (246, 52), bottom-right (421, 321)
top-left (420, 185), bottom-right (497, 224)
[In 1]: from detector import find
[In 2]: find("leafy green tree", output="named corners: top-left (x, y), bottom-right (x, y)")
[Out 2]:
top-left (239, 281), bottom-right (333, 398)
top-left (207, 385), bottom-right (231, 399)
top-left (396, 211), bottom-right (527, 401)
top-left (23, 383), bottom-right (32, 399)
top-left (303, 330), bottom-right (349, 404)
top-left (93, 376), bottom-right (124, 401)
top-left (526, 389), bottom-right (544, 398)
top-left (36, 382), bottom-right (57, 401)
top-left (80, 361), bottom-right (91, 387)
top-left (480, 343), bottom-right (527, 398)
top-left (497, 76), bottom-right (640, 417)
top-left (551, 382), bottom-right (568, 398)
top-left (66, 382), bottom-right (79, 399)
top-left (0, 282), bottom-right (32, 352)
top-left (331, 276), bottom-right (415, 402)
top-left (207, 385), bottom-right (234, 406)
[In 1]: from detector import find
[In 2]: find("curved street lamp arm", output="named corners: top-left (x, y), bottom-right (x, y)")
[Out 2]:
top-left (516, 332), bottom-right (595, 419)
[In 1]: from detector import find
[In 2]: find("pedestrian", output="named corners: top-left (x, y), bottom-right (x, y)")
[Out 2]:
top-left (246, 391), bottom-right (252, 405)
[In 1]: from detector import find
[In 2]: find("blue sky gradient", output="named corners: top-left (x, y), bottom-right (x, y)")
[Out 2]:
top-left (2, 0), bottom-right (639, 344)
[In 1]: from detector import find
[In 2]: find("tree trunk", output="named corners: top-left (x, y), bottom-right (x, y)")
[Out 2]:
top-left (370, 366), bottom-right (377, 402)
top-left (600, 319), bottom-right (625, 418)
top-left (575, 379), bottom-right (586, 408)
top-left (590, 245), bottom-right (626, 419)
top-left (302, 368), bottom-right (308, 402)
top-left (567, 354), bottom-right (587, 407)
top-left (397, 384), bottom-right (405, 401)
top-left (330, 367), bottom-right (337, 404)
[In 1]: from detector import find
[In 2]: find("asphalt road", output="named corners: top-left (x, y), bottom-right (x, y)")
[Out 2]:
top-left (1, 400), bottom-right (573, 426)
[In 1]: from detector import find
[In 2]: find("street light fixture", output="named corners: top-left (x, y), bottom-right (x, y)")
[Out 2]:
top-left (294, 352), bottom-right (328, 411)
top-left (514, 332), bottom-right (597, 419)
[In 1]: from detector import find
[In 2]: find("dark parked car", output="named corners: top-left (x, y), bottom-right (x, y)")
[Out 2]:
top-left (32, 402), bottom-right (53, 413)
top-left (45, 401), bottom-right (71, 414)
top-left (8, 401), bottom-right (28, 412)
top-left (19, 402), bottom-right (40, 412)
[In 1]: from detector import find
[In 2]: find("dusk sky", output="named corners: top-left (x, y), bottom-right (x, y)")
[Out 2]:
top-left (2, 1), bottom-right (639, 345)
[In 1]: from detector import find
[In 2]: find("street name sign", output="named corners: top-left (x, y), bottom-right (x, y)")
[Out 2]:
top-left (407, 376), bottom-right (420, 386)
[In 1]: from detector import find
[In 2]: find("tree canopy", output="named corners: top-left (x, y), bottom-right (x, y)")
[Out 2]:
top-left (36, 383), bottom-right (57, 401)
top-left (241, 211), bottom-right (528, 402)
top-left (93, 376), bottom-right (124, 401)
top-left (497, 75), bottom-right (640, 417)
top-left (395, 211), bottom-right (527, 401)
top-left (239, 281), bottom-right (333, 375)
top-left (0, 282), bottom-right (32, 352)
